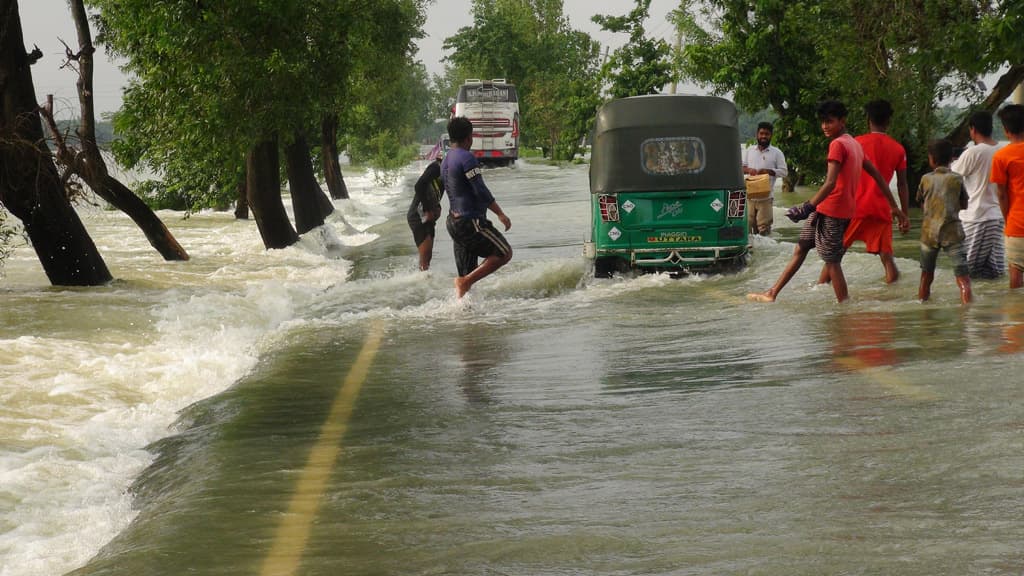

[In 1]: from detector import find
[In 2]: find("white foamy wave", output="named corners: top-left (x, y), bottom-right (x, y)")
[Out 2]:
top-left (0, 171), bottom-right (411, 576)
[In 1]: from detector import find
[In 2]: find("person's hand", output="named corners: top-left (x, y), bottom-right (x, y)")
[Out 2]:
top-left (786, 201), bottom-right (815, 223)
top-left (896, 210), bottom-right (910, 234)
top-left (498, 213), bottom-right (511, 231)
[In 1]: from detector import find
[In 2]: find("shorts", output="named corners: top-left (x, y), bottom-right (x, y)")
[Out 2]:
top-left (844, 217), bottom-right (892, 254)
top-left (1006, 236), bottom-right (1024, 272)
top-left (446, 214), bottom-right (511, 263)
top-left (798, 212), bottom-right (849, 263)
top-left (920, 241), bottom-right (968, 277)
top-left (408, 217), bottom-right (436, 247)
top-left (747, 196), bottom-right (774, 235)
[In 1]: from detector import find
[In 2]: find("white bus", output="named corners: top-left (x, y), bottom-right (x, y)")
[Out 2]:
top-left (452, 79), bottom-right (520, 167)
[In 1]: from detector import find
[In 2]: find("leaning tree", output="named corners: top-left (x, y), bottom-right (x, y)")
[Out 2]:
top-left (0, 0), bottom-right (111, 285)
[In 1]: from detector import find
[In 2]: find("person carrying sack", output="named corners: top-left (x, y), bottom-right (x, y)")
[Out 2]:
top-left (742, 122), bottom-right (788, 236)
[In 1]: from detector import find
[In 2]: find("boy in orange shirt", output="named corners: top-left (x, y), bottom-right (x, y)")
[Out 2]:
top-left (992, 104), bottom-right (1024, 289)
top-left (748, 100), bottom-right (894, 303)
top-left (819, 100), bottom-right (909, 285)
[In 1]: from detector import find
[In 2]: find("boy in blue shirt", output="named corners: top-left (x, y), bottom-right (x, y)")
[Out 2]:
top-left (442, 116), bottom-right (513, 298)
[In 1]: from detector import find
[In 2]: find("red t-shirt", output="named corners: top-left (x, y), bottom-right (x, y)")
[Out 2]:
top-left (991, 142), bottom-right (1024, 237)
top-left (854, 132), bottom-right (905, 221)
top-left (816, 133), bottom-right (862, 219)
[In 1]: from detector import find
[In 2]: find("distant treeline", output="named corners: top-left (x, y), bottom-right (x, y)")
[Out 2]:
top-left (53, 119), bottom-right (117, 149)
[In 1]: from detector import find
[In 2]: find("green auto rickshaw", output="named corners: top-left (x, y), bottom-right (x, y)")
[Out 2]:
top-left (584, 95), bottom-right (749, 277)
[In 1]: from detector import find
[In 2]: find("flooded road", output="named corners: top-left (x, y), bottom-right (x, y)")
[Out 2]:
top-left (3, 161), bottom-right (1023, 575)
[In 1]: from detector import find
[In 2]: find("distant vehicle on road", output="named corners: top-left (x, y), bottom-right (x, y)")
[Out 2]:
top-left (584, 95), bottom-right (750, 277)
top-left (452, 79), bottom-right (519, 167)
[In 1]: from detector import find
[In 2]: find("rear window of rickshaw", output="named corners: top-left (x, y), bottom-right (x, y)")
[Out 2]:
top-left (641, 137), bottom-right (705, 176)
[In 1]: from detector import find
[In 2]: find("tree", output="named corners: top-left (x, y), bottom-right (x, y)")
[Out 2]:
top-left (592, 0), bottom-right (676, 99)
top-left (1, 0), bottom-right (112, 286)
top-left (40, 0), bottom-right (188, 261)
top-left (673, 0), bottom-right (830, 190)
top-left (673, 0), bottom-right (1024, 190)
top-left (90, 0), bottom-right (428, 248)
top-left (443, 0), bottom-right (602, 159)
top-left (945, 0), bottom-right (1024, 146)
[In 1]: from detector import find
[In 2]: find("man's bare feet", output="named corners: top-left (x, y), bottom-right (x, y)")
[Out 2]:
top-left (746, 291), bottom-right (776, 303)
top-left (454, 276), bottom-right (470, 298)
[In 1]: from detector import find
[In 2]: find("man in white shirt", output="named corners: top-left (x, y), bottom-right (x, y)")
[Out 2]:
top-left (952, 110), bottom-right (1006, 279)
top-left (743, 122), bottom-right (788, 235)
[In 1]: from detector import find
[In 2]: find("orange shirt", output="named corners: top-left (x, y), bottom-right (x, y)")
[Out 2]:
top-left (991, 142), bottom-right (1024, 237)
top-left (854, 133), bottom-right (905, 221)
top-left (816, 134), bottom-right (862, 219)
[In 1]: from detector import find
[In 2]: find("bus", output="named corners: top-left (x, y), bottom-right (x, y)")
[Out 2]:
top-left (452, 79), bottom-right (519, 167)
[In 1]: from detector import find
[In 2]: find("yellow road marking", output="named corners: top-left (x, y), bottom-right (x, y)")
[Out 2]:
top-left (260, 319), bottom-right (386, 576)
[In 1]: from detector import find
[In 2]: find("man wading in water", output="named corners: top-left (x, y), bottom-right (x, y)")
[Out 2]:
top-left (442, 116), bottom-right (513, 298)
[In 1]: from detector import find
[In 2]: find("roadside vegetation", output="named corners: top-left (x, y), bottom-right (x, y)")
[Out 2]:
top-left (2, 0), bottom-right (1022, 284)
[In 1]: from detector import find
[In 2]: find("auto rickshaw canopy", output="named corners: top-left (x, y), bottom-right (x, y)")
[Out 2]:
top-left (590, 95), bottom-right (744, 194)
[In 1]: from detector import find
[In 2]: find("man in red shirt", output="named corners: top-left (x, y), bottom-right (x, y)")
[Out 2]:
top-left (749, 100), bottom-right (895, 303)
top-left (819, 100), bottom-right (909, 285)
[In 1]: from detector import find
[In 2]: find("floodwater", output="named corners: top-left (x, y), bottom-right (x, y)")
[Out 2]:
top-left (2, 160), bottom-right (1023, 576)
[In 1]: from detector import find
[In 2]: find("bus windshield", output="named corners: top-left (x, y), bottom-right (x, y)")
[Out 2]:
top-left (457, 81), bottom-right (518, 104)
top-left (452, 79), bottom-right (520, 167)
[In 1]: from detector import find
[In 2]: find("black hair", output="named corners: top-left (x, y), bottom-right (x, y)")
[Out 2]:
top-left (756, 121), bottom-right (774, 133)
top-left (928, 139), bottom-right (954, 166)
top-left (967, 110), bottom-right (994, 138)
top-left (998, 104), bottom-right (1024, 136)
top-left (447, 116), bottom-right (473, 142)
top-left (864, 99), bottom-right (893, 127)
top-left (816, 100), bottom-right (848, 121)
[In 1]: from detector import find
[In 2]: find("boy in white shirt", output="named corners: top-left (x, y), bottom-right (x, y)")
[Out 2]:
top-left (952, 110), bottom-right (1006, 279)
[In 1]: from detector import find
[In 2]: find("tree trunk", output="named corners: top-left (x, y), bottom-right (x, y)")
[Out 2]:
top-left (0, 0), bottom-right (111, 285)
top-left (946, 64), bottom-right (1024, 147)
top-left (234, 175), bottom-right (249, 219)
top-left (246, 136), bottom-right (298, 249)
top-left (320, 114), bottom-right (349, 199)
top-left (41, 0), bottom-right (189, 261)
top-left (285, 132), bottom-right (334, 235)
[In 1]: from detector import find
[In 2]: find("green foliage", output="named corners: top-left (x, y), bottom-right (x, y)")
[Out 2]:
top-left (88, 0), bottom-right (430, 209)
top-left (134, 179), bottom-right (203, 212)
top-left (346, 130), bottom-right (418, 185)
top-left (673, 0), bottom-right (1015, 188)
top-left (592, 0), bottom-right (676, 99)
top-left (443, 0), bottom-right (602, 160)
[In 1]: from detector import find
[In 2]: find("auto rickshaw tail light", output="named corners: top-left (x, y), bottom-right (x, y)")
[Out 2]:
top-left (598, 195), bottom-right (619, 222)
top-left (728, 190), bottom-right (746, 219)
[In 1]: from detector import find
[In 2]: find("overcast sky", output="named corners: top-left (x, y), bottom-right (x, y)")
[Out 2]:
top-left (18, 0), bottom-right (680, 117)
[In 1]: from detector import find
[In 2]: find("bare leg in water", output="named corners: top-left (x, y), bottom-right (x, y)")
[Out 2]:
top-left (417, 236), bottom-right (434, 271)
top-left (748, 243), bottom-right (811, 302)
top-left (455, 251), bottom-right (512, 298)
top-left (819, 252), bottom-right (898, 285)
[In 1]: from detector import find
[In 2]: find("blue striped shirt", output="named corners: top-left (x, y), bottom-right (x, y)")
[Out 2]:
top-left (442, 148), bottom-right (495, 219)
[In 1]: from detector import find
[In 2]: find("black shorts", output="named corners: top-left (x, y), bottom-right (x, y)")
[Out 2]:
top-left (446, 214), bottom-right (511, 261)
top-left (408, 217), bottom-right (436, 247)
